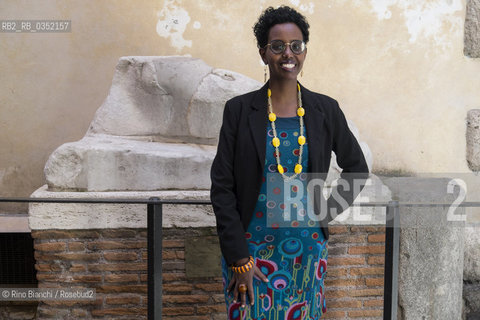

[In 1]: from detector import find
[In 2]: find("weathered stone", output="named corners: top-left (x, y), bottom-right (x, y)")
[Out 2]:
top-left (88, 56), bottom-right (211, 142)
top-left (463, 283), bottom-right (480, 320)
top-left (184, 236), bottom-right (221, 278)
top-left (381, 177), bottom-right (465, 320)
top-left (467, 109), bottom-right (480, 171)
top-left (188, 68), bottom-right (262, 139)
top-left (45, 135), bottom-right (216, 191)
top-left (87, 56), bottom-right (261, 144)
top-left (43, 57), bottom-right (262, 191)
top-left (29, 185), bottom-right (214, 230)
top-left (465, 0), bottom-right (480, 58)
top-left (464, 226), bottom-right (480, 281)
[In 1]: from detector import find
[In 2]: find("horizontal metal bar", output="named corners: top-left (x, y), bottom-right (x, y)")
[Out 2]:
top-left (0, 197), bottom-right (212, 205)
top-left (390, 202), bottom-right (480, 207)
top-left (1, 198), bottom-right (479, 207)
top-left (353, 202), bottom-right (480, 207)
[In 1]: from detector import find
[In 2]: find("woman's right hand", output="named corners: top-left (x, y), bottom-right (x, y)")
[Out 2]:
top-left (227, 260), bottom-right (269, 307)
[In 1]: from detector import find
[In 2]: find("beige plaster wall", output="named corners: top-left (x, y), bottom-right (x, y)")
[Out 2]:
top-left (0, 0), bottom-right (478, 213)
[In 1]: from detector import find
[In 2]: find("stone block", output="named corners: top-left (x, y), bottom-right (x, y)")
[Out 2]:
top-left (87, 56), bottom-right (261, 144)
top-left (464, 226), bottom-right (480, 281)
top-left (88, 56), bottom-right (211, 141)
top-left (188, 68), bottom-right (262, 139)
top-left (467, 109), bottom-right (480, 171)
top-left (463, 283), bottom-right (480, 320)
top-left (184, 236), bottom-right (221, 278)
top-left (44, 135), bottom-right (216, 191)
top-left (465, 0), bottom-right (480, 58)
top-left (381, 177), bottom-right (465, 320)
top-left (29, 185), bottom-right (214, 230)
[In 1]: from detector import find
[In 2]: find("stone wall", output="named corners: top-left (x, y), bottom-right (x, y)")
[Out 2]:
top-left (463, 226), bottom-right (480, 320)
top-left (467, 110), bottom-right (480, 172)
top-left (464, 108), bottom-right (480, 319)
top-left (31, 225), bottom-right (385, 319)
top-left (465, 0), bottom-right (480, 58)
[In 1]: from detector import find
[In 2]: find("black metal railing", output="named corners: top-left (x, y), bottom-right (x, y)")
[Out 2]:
top-left (1, 197), bottom-right (478, 320)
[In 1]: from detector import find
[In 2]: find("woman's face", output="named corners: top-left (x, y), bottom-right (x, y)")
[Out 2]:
top-left (260, 22), bottom-right (307, 82)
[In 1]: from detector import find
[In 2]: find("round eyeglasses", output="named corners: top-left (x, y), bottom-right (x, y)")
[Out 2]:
top-left (264, 40), bottom-right (306, 55)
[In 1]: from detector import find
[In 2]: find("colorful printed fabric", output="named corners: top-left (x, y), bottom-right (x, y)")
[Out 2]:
top-left (222, 116), bottom-right (328, 320)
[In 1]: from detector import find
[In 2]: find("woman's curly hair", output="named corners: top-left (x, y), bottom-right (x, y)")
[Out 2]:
top-left (253, 6), bottom-right (310, 49)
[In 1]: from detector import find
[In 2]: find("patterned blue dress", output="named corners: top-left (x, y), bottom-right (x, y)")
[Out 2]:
top-left (222, 116), bottom-right (328, 320)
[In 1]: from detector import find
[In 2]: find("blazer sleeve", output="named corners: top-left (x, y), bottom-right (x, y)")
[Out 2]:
top-left (326, 100), bottom-right (369, 222)
top-left (210, 99), bottom-right (250, 266)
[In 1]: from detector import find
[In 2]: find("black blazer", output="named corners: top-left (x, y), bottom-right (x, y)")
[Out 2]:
top-left (210, 82), bottom-right (369, 265)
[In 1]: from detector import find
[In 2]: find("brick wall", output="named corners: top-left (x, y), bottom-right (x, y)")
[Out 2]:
top-left (32, 229), bottom-right (148, 318)
top-left (325, 226), bottom-right (385, 319)
top-left (32, 225), bottom-right (385, 319)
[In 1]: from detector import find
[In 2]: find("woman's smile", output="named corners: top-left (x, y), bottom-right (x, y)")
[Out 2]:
top-left (280, 62), bottom-right (296, 71)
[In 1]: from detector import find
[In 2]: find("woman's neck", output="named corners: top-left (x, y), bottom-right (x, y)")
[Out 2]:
top-left (269, 78), bottom-right (299, 117)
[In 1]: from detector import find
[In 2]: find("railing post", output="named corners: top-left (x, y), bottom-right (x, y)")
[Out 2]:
top-left (148, 197), bottom-right (163, 320)
top-left (384, 200), bottom-right (399, 320)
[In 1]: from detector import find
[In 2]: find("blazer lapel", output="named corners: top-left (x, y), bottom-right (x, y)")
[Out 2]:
top-left (248, 83), bottom-right (269, 170)
top-left (247, 83), bottom-right (327, 173)
top-left (301, 84), bottom-right (326, 173)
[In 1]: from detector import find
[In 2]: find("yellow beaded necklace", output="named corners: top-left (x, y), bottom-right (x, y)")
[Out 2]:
top-left (267, 83), bottom-right (306, 181)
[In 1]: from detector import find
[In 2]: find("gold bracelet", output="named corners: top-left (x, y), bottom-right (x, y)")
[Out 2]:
top-left (232, 256), bottom-right (254, 274)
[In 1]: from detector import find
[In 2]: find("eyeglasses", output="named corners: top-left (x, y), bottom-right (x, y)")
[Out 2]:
top-left (264, 40), bottom-right (306, 55)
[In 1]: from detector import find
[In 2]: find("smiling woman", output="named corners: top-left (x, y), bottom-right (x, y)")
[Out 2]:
top-left (210, 5), bottom-right (369, 320)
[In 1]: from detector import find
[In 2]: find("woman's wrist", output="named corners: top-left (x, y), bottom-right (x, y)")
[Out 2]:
top-left (234, 257), bottom-right (250, 267)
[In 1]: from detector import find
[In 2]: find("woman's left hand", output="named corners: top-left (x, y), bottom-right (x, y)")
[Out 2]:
top-left (227, 264), bottom-right (269, 307)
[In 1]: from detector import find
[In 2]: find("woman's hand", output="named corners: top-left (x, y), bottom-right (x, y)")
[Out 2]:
top-left (227, 260), bottom-right (269, 307)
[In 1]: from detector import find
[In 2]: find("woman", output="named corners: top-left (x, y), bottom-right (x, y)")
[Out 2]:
top-left (210, 6), bottom-right (368, 319)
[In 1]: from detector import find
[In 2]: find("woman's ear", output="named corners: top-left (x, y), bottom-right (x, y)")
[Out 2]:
top-left (259, 48), bottom-right (268, 65)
